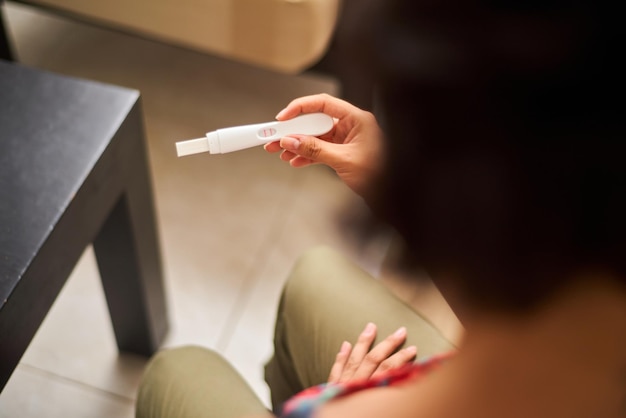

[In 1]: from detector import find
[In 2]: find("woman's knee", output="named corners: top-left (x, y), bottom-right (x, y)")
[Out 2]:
top-left (136, 346), bottom-right (268, 418)
top-left (136, 346), bottom-right (210, 418)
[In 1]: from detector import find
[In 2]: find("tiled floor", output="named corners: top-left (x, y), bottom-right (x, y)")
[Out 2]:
top-left (0, 3), bottom-right (462, 417)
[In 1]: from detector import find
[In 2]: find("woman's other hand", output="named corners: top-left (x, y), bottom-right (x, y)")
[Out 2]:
top-left (327, 323), bottom-right (417, 384)
top-left (264, 94), bottom-right (384, 197)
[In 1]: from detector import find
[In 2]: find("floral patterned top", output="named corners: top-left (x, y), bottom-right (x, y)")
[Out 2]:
top-left (279, 351), bottom-right (454, 418)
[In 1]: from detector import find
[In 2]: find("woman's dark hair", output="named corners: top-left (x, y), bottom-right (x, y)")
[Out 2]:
top-left (357, 0), bottom-right (626, 311)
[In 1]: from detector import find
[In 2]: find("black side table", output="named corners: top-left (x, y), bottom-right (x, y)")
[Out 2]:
top-left (0, 60), bottom-right (168, 391)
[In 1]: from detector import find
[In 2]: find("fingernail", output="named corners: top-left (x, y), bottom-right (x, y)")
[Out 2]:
top-left (363, 322), bottom-right (376, 336)
top-left (275, 109), bottom-right (287, 119)
top-left (405, 345), bottom-right (417, 355)
top-left (393, 327), bottom-right (407, 338)
top-left (280, 136), bottom-right (300, 150)
top-left (340, 341), bottom-right (351, 354)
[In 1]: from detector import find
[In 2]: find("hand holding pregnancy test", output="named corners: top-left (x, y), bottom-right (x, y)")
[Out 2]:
top-left (175, 113), bottom-right (334, 156)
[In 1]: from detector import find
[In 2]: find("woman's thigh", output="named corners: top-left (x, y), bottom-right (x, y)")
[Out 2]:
top-left (265, 246), bottom-right (454, 408)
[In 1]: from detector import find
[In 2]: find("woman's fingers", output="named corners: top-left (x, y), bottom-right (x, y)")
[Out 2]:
top-left (339, 323), bottom-right (378, 382)
top-left (275, 93), bottom-right (359, 121)
top-left (327, 341), bottom-right (352, 384)
top-left (265, 93), bottom-right (384, 197)
top-left (264, 141), bottom-right (282, 153)
top-left (371, 345), bottom-right (418, 379)
top-left (350, 326), bottom-right (410, 381)
top-left (328, 323), bottom-right (418, 384)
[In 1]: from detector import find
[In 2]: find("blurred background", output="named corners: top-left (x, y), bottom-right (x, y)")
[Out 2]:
top-left (0, 1), bottom-right (461, 416)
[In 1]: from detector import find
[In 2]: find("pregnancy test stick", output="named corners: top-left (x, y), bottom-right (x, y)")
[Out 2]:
top-left (176, 113), bottom-right (334, 156)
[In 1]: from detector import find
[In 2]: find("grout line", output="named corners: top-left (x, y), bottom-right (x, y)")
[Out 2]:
top-left (17, 363), bottom-right (135, 404)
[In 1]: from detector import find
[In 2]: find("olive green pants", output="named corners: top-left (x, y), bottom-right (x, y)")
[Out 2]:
top-left (135, 246), bottom-right (453, 417)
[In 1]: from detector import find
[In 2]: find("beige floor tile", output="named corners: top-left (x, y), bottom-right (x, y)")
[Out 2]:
top-left (6, 246), bottom-right (149, 400)
top-left (0, 365), bottom-right (133, 418)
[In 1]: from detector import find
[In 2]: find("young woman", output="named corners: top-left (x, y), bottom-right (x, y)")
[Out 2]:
top-left (136, 1), bottom-right (626, 417)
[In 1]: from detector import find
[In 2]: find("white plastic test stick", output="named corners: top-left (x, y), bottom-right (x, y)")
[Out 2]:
top-left (176, 113), bottom-right (334, 156)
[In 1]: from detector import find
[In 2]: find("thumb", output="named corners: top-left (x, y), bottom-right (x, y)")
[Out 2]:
top-left (280, 135), bottom-right (344, 168)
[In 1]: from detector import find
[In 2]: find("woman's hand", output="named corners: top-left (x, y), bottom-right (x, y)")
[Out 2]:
top-left (264, 94), bottom-right (384, 197)
top-left (327, 323), bottom-right (417, 384)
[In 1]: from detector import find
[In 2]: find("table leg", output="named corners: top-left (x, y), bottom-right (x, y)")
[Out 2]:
top-left (1, 2), bottom-right (14, 61)
top-left (93, 106), bottom-right (168, 357)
